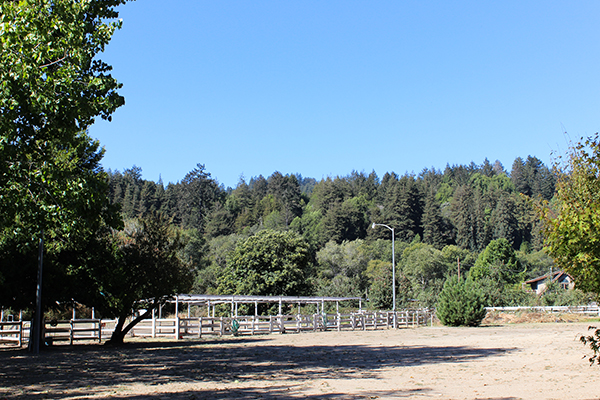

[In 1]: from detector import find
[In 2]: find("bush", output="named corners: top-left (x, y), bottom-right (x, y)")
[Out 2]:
top-left (436, 275), bottom-right (487, 327)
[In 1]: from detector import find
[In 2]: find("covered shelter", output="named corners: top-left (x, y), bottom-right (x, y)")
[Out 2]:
top-left (169, 294), bottom-right (363, 318)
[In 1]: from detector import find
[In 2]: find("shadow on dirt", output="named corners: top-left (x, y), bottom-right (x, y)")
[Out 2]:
top-left (0, 335), bottom-right (515, 399)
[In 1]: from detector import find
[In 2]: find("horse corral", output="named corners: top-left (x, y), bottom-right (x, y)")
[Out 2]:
top-left (0, 295), bottom-right (434, 347)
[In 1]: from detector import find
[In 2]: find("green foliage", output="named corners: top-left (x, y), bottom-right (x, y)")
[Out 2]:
top-left (217, 230), bottom-right (312, 300)
top-left (365, 260), bottom-right (393, 310)
top-left (192, 234), bottom-right (244, 294)
top-left (580, 327), bottom-right (600, 366)
top-left (90, 213), bottom-right (194, 344)
top-left (544, 134), bottom-right (600, 296)
top-left (436, 276), bottom-right (487, 327)
top-left (470, 238), bottom-right (524, 284)
top-left (539, 281), bottom-right (592, 307)
top-left (316, 240), bottom-right (369, 290)
top-left (102, 157), bottom-right (557, 314)
top-left (440, 245), bottom-right (476, 276)
top-left (289, 206), bottom-right (321, 249)
top-left (512, 156), bottom-right (556, 200)
top-left (0, 0), bottom-right (127, 310)
top-left (468, 239), bottom-right (529, 306)
top-left (422, 189), bottom-right (451, 249)
top-left (315, 275), bottom-right (363, 299)
top-left (402, 243), bottom-right (448, 307)
top-left (477, 278), bottom-right (534, 307)
top-left (518, 249), bottom-right (554, 280)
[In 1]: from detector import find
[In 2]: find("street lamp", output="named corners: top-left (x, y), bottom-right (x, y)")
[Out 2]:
top-left (372, 222), bottom-right (396, 328)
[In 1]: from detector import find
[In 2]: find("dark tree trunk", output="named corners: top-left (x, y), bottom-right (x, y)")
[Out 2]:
top-left (105, 308), bottom-right (154, 345)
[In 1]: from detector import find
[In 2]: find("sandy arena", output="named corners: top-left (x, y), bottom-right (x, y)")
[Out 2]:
top-left (2, 321), bottom-right (600, 399)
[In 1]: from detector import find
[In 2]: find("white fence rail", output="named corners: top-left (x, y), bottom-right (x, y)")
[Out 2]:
top-left (0, 321), bottom-right (29, 347)
top-left (44, 319), bottom-right (102, 345)
top-left (3, 306), bottom-right (597, 347)
top-left (0, 309), bottom-right (434, 346)
top-left (486, 305), bottom-right (600, 315)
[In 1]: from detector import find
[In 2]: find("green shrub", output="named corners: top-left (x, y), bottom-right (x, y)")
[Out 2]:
top-left (436, 275), bottom-right (487, 327)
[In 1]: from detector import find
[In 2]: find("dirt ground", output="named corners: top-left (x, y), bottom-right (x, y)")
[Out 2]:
top-left (2, 319), bottom-right (600, 399)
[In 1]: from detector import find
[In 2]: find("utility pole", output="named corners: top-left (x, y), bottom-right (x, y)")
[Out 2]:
top-left (31, 231), bottom-right (44, 353)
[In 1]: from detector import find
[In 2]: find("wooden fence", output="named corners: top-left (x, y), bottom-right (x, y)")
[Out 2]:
top-left (0, 321), bottom-right (28, 347)
top-left (44, 319), bottom-right (102, 345)
top-left (485, 305), bottom-right (600, 315)
top-left (0, 310), bottom-right (433, 347)
top-left (0, 319), bottom-right (102, 347)
top-left (130, 310), bottom-right (434, 339)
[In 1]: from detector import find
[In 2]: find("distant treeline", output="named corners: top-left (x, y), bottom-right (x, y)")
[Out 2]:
top-left (107, 156), bottom-right (554, 253)
top-left (105, 156), bottom-right (569, 308)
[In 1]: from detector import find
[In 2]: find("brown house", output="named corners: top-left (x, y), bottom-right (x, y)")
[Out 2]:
top-left (523, 270), bottom-right (575, 295)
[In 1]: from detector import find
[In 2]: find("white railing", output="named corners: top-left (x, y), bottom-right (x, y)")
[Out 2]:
top-left (0, 321), bottom-right (28, 347)
top-left (175, 309), bottom-right (434, 338)
top-left (0, 309), bottom-right (435, 346)
top-left (44, 319), bottom-right (102, 345)
top-left (485, 305), bottom-right (600, 315)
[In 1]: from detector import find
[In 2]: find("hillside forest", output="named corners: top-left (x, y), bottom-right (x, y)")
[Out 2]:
top-left (106, 156), bottom-right (587, 310)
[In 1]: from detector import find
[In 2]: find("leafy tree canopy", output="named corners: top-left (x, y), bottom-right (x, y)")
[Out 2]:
top-left (217, 230), bottom-right (312, 299)
top-left (544, 134), bottom-right (600, 296)
top-left (88, 213), bottom-right (194, 344)
top-left (0, 0), bottom-right (127, 309)
top-left (470, 238), bottom-right (524, 284)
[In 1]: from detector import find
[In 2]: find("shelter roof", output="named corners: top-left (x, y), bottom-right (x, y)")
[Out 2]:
top-left (171, 294), bottom-right (363, 305)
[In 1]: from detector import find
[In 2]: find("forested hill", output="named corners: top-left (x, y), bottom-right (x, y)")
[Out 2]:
top-left (107, 156), bottom-right (554, 253)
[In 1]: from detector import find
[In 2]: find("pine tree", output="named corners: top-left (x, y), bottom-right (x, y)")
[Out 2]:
top-left (436, 275), bottom-right (487, 327)
top-left (451, 185), bottom-right (476, 250)
top-left (422, 190), bottom-right (447, 249)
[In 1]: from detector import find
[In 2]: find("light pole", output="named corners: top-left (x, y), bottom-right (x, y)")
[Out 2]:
top-left (372, 222), bottom-right (396, 328)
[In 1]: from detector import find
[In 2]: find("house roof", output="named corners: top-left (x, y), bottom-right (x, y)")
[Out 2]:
top-left (525, 270), bottom-right (571, 285)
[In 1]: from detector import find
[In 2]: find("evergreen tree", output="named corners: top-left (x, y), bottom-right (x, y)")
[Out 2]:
top-left (422, 190), bottom-right (448, 249)
top-left (176, 164), bottom-right (223, 231)
top-left (511, 157), bottom-right (530, 196)
top-left (451, 185), bottom-right (476, 250)
top-left (436, 276), bottom-right (487, 327)
top-left (267, 172), bottom-right (302, 228)
top-left (491, 194), bottom-right (519, 246)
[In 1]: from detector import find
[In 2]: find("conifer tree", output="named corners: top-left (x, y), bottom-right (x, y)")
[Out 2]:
top-left (436, 275), bottom-right (486, 327)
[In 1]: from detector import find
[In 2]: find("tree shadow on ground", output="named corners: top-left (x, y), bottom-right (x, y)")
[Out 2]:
top-left (0, 336), bottom-right (515, 399)
top-left (83, 386), bottom-right (439, 399)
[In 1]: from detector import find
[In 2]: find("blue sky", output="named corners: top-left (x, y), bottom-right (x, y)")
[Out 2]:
top-left (89, 0), bottom-right (600, 188)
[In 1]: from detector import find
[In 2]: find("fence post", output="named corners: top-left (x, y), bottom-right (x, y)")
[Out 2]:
top-left (70, 320), bottom-right (74, 346)
top-left (151, 308), bottom-right (156, 338)
top-left (279, 315), bottom-right (285, 334)
top-left (175, 296), bottom-right (180, 340)
top-left (386, 312), bottom-right (390, 329)
top-left (18, 321), bottom-right (22, 347)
